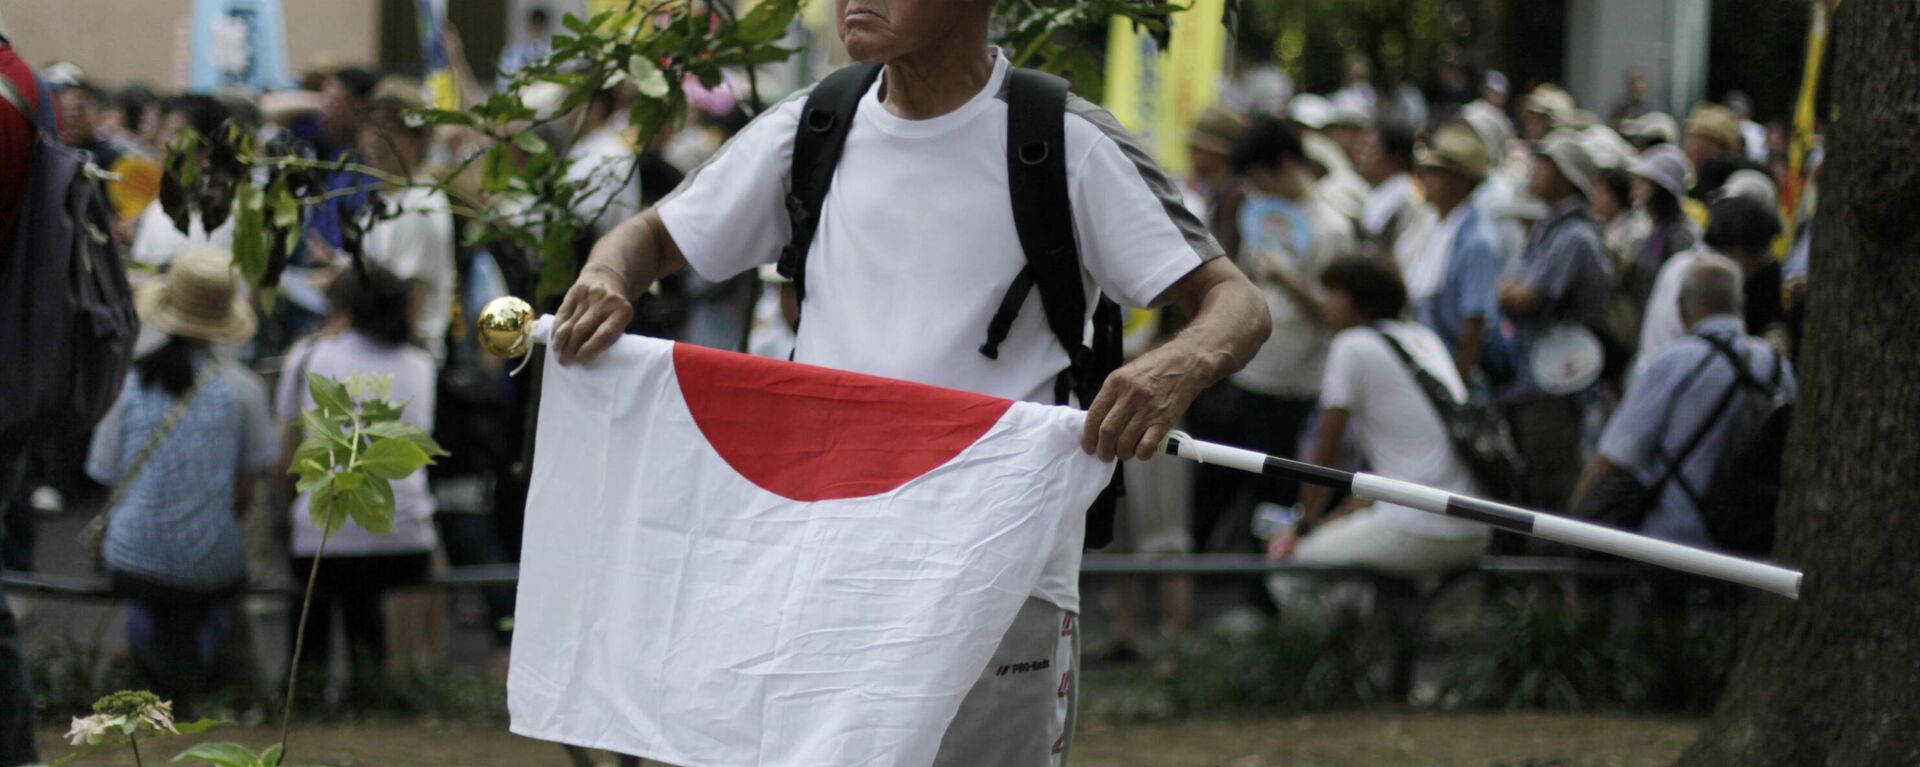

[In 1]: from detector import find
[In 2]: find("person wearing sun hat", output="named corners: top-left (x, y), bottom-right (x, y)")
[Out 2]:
top-left (84, 247), bottom-right (277, 716)
top-left (1186, 105), bottom-right (1250, 258)
top-left (1406, 120), bottom-right (1503, 378)
top-left (1494, 129), bottom-right (1612, 509)
top-left (1621, 145), bottom-right (1699, 315)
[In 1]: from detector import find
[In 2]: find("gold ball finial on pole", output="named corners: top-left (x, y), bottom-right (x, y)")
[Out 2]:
top-left (476, 297), bottom-right (536, 360)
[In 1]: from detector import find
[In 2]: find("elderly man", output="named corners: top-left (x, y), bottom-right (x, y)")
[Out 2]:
top-left (1407, 121), bottom-right (1502, 379)
top-left (1573, 256), bottom-right (1795, 547)
top-left (1496, 131), bottom-right (1611, 510)
top-left (551, 1), bottom-right (1270, 763)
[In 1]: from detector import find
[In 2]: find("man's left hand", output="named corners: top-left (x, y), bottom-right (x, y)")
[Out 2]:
top-left (1081, 346), bottom-right (1209, 462)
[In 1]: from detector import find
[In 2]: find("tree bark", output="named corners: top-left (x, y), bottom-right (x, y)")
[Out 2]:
top-left (1675, 2), bottom-right (1920, 765)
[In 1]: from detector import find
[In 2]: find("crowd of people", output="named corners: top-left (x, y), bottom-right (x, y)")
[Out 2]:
top-left (1096, 64), bottom-right (1813, 652)
top-left (2, 5), bottom-right (1820, 764)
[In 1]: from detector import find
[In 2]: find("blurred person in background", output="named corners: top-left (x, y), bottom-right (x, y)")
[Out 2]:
top-left (131, 95), bottom-right (236, 268)
top-left (1267, 257), bottom-right (1489, 608)
top-left (1574, 256), bottom-right (1794, 547)
top-left (1496, 132), bottom-right (1610, 510)
top-left (1634, 195), bottom-right (1785, 384)
top-left (1197, 117), bottom-right (1355, 552)
top-left (55, 79), bottom-right (125, 168)
top-left (498, 7), bottom-right (555, 82)
top-left (1406, 121), bottom-right (1500, 379)
top-left (276, 267), bottom-right (439, 705)
top-left (1621, 145), bottom-right (1698, 329)
top-left (1331, 52), bottom-right (1377, 117)
top-left (1519, 84), bottom-right (1573, 142)
top-left (1723, 91), bottom-right (1769, 165)
top-left (1609, 68), bottom-right (1652, 125)
top-left (345, 77), bottom-right (456, 362)
top-left (1682, 103), bottom-right (1746, 201)
top-left (1380, 62), bottom-right (1428, 132)
top-left (85, 248), bottom-right (276, 716)
top-left (1359, 122), bottom-right (1418, 259)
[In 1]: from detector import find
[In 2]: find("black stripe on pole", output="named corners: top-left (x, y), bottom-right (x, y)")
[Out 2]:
top-left (1262, 455), bottom-right (1355, 493)
top-left (1444, 496), bottom-right (1536, 534)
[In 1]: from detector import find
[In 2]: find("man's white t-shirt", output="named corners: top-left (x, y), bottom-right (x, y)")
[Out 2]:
top-left (1320, 321), bottom-right (1485, 539)
top-left (657, 52), bottom-right (1221, 612)
top-left (360, 185), bottom-right (456, 362)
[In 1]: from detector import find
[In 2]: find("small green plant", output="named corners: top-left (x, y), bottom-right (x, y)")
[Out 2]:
top-left (278, 373), bottom-right (446, 759)
top-left (46, 690), bottom-right (225, 767)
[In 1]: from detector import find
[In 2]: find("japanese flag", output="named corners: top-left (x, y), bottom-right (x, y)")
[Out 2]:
top-left (508, 322), bottom-right (1113, 767)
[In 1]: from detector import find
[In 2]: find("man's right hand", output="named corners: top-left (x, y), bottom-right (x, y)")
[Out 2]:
top-left (551, 262), bottom-right (633, 365)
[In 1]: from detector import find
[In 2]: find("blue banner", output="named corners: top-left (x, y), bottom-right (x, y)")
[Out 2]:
top-left (189, 0), bottom-right (291, 93)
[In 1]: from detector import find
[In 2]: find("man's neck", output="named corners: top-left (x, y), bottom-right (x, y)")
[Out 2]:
top-left (880, 40), bottom-right (994, 121)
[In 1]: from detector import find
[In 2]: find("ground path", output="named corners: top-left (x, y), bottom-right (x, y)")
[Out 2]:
top-left (39, 713), bottom-right (1698, 766)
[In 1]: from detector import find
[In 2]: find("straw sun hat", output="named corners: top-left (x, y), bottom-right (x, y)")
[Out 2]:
top-left (135, 248), bottom-right (256, 343)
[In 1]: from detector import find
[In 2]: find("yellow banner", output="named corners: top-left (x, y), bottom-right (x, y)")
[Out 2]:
top-left (1782, 1), bottom-right (1829, 228)
top-left (1103, 0), bottom-right (1228, 177)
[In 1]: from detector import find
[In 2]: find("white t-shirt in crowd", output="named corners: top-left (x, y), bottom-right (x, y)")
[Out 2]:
top-left (657, 51), bottom-right (1221, 612)
top-left (131, 200), bottom-right (235, 268)
top-left (1362, 172), bottom-right (1413, 241)
top-left (1631, 244), bottom-right (1710, 386)
top-left (1320, 321), bottom-right (1486, 539)
top-left (276, 332), bottom-right (440, 557)
top-left (565, 125), bottom-right (642, 237)
top-left (359, 185), bottom-right (456, 362)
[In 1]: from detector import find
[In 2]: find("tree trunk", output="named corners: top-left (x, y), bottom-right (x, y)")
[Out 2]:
top-left (1675, 3), bottom-right (1920, 765)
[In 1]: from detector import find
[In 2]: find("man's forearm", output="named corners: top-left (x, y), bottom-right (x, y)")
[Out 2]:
top-left (588, 209), bottom-right (686, 299)
top-left (1162, 272), bottom-right (1270, 389)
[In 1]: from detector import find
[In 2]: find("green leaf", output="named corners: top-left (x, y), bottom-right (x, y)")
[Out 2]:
top-left (626, 55), bottom-right (670, 99)
top-left (308, 483), bottom-right (346, 534)
top-left (735, 0), bottom-right (799, 44)
top-left (358, 398), bottom-right (405, 425)
top-left (172, 718), bottom-right (229, 736)
top-left (510, 131), bottom-right (548, 156)
top-left (331, 471), bottom-right (364, 492)
top-left (356, 437), bottom-right (433, 481)
top-left (365, 421), bottom-right (450, 458)
top-left (169, 741), bottom-right (261, 767)
top-left (336, 476), bottom-right (393, 534)
top-left (348, 374), bottom-right (394, 403)
top-left (261, 743), bottom-right (282, 767)
top-left (307, 374), bottom-right (354, 419)
top-left (300, 410), bottom-right (349, 449)
top-left (230, 183), bottom-right (267, 286)
top-left (480, 144), bottom-right (514, 194)
top-left (294, 469), bottom-right (331, 496)
top-left (402, 108), bottom-right (477, 129)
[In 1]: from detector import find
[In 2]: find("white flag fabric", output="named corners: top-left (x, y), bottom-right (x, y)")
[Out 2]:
top-left (508, 322), bottom-right (1113, 767)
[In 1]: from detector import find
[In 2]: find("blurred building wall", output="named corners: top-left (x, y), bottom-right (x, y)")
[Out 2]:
top-left (1563, 0), bottom-right (1711, 118)
top-left (0, 0), bottom-right (378, 88)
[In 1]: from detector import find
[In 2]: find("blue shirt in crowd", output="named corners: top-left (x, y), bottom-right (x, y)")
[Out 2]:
top-left (1598, 315), bottom-right (1796, 546)
top-left (85, 354), bottom-right (277, 591)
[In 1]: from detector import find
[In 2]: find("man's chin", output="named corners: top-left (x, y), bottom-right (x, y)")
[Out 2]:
top-left (840, 32), bottom-right (897, 64)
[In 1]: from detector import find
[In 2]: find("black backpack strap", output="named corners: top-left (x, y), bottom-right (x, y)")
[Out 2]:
top-left (778, 63), bottom-right (883, 309)
top-left (1000, 69), bottom-right (1127, 548)
top-left (993, 69), bottom-right (1087, 376)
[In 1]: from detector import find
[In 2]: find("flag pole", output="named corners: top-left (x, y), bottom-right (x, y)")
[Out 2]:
top-left (470, 298), bottom-right (1803, 600)
top-left (1161, 431), bottom-right (1803, 600)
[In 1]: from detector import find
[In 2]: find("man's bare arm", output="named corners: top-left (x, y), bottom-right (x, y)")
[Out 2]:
top-left (551, 209), bottom-right (689, 364)
top-left (1082, 258), bottom-right (1272, 461)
